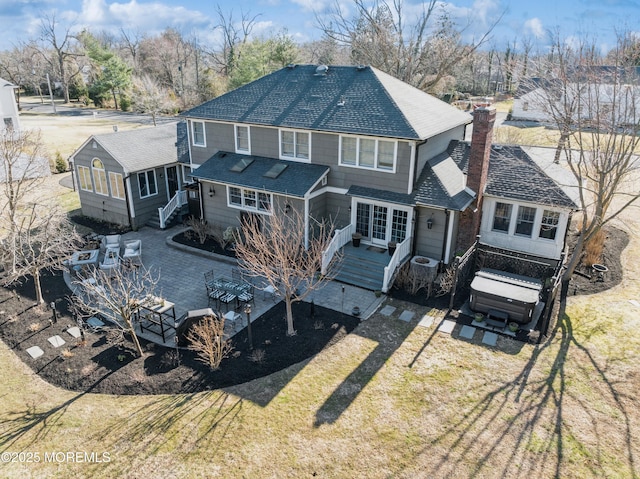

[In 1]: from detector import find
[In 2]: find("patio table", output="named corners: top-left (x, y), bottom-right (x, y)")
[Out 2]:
top-left (68, 249), bottom-right (100, 273)
top-left (210, 278), bottom-right (251, 310)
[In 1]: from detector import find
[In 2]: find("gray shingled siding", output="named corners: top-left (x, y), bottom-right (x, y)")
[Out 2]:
top-left (324, 192), bottom-right (351, 229)
top-left (130, 166), bottom-right (169, 228)
top-left (413, 207), bottom-right (447, 261)
top-left (75, 143), bottom-right (130, 227)
top-left (249, 126), bottom-right (279, 158)
top-left (415, 127), bottom-right (465, 183)
top-left (310, 133), bottom-right (412, 193)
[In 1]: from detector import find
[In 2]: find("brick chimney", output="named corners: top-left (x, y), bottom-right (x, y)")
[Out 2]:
top-left (456, 106), bottom-right (496, 252)
top-left (467, 106), bottom-right (496, 206)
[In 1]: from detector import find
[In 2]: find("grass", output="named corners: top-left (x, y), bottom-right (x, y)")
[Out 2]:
top-left (1, 97), bottom-right (638, 478)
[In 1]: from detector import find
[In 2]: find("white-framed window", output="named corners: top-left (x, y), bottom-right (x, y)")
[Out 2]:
top-left (192, 121), bottom-right (206, 147)
top-left (138, 170), bottom-right (157, 199)
top-left (515, 206), bottom-right (536, 237)
top-left (235, 125), bottom-right (250, 154)
top-left (492, 202), bottom-right (512, 233)
top-left (109, 172), bottom-right (125, 200)
top-left (339, 136), bottom-right (397, 171)
top-left (539, 210), bottom-right (560, 240)
top-left (77, 165), bottom-right (93, 192)
top-left (227, 186), bottom-right (271, 213)
top-left (280, 129), bottom-right (310, 161)
top-left (92, 158), bottom-right (108, 196)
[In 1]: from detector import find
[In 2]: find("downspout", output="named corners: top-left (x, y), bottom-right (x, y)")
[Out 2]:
top-left (123, 174), bottom-right (134, 229)
top-left (440, 209), bottom-right (451, 262)
top-left (198, 180), bottom-right (205, 220)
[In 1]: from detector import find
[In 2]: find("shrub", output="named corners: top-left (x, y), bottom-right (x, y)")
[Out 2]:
top-left (249, 348), bottom-right (266, 364)
top-left (184, 216), bottom-right (212, 244)
top-left (54, 151), bottom-right (68, 173)
top-left (583, 229), bottom-right (606, 267)
top-left (186, 314), bottom-right (233, 370)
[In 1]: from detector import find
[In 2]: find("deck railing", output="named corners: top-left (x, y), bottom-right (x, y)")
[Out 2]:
top-left (382, 235), bottom-right (412, 293)
top-left (321, 224), bottom-right (354, 275)
top-left (158, 190), bottom-right (187, 229)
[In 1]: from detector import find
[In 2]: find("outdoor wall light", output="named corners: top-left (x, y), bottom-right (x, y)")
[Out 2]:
top-left (209, 186), bottom-right (215, 197)
top-left (285, 204), bottom-right (292, 214)
top-left (427, 215), bottom-right (434, 229)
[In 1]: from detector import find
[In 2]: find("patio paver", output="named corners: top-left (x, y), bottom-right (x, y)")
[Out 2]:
top-left (418, 315), bottom-right (435, 328)
top-left (438, 319), bottom-right (456, 334)
top-left (26, 346), bottom-right (44, 359)
top-left (47, 335), bottom-right (65, 348)
top-left (379, 305), bottom-right (396, 316)
top-left (482, 331), bottom-right (498, 346)
top-left (66, 326), bottom-right (82, 338)
top-left (459, 325), bottom-right (476, 339)
top-left (398, 310), bottom-right (415, 322)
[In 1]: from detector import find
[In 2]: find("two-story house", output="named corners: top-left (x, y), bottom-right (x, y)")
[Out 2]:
top-left (181, 64), bottom-right (577, 292)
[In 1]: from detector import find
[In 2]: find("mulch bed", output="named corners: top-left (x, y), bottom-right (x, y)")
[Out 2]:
top-left (172, 230), bottom-right (236, 258)
top-left (0, 272), bottom-right (359, 395)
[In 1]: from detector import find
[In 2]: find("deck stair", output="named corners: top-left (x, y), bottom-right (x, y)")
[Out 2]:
top-left (333, 244), bottom-right (388, 291)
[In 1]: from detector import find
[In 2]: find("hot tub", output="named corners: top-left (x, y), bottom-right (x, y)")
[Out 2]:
top-left (470, 269), bottom-right (542, 324)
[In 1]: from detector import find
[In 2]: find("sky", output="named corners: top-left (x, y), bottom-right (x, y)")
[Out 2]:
top-left (0, 0), bottom-right (638, 54)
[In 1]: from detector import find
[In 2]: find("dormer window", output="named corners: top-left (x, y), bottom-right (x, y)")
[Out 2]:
top-left (280, 129), bottom-right (310, 162)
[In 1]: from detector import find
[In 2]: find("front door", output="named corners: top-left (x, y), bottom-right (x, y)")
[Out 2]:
top-left (166, 166), bottom-right (179, 199)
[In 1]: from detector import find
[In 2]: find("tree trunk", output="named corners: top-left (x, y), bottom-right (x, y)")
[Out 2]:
top-left (112, 89), bottom-right (119, 110)
top-left (562, 233), bottom-right (584, 283)
top-left (285, 295), bottom-right (295, 336)
top-left (33, 271), bottom-right (44, 304)
top-left (125, 317), bottom-right (144, 357)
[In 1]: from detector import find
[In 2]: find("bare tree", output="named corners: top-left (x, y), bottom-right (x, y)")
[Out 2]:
top-left (234, 204), bottom-right (340, 336)
top-left (70, 265), bottom-right (161, 357)
top-left (0, 128), bottom-right (49, 275)
top-left (37, 13), bottom-right (84, 103)
top-left (186, 314), bottom-right (233, 370)
top-left (317, 0), bottom-right (502, 93)
top-left (131, 74), bottom-right (176, 125)
top-left (3, 205), bottom-right (81, 304)
top-left (206, 6), bottom-right (261, 78)
top-left (527, 34), bottom-right (640, 281)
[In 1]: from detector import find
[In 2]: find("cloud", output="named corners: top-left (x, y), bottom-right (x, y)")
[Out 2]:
top-left (523, 17), bottom-right (545, 39)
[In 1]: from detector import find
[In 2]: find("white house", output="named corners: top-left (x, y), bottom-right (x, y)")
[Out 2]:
top-left (0, 77), bottom-right (20, 135)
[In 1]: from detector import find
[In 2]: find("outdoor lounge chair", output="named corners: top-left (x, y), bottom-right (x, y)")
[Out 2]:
top-left (122, 239), bottom-right (142, 265)
top-left (101, 234), bottom-right (121, 252)
top-left (99, 246), bottom-right (120, 277)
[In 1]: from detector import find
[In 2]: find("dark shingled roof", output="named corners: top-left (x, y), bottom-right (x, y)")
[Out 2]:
top-left (182, 64), bottom-right (471, 140)
top-left (347, 185), bottom-right (414, 206)
top-left (485, 145), bottom-right (577, 208)
top-left (190, 152), bottom-right (329, 198)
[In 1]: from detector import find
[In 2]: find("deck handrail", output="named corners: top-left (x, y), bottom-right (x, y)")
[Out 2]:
top-left (382, 235), bottom-right (412, 293)
top-left (321, 224), bottom-right (354, 275)
top-left (158, 190), bottom-right (188, 229)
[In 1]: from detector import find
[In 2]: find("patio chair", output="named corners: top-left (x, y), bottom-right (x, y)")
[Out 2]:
top-left (122, 239), bottom-right (142, 266)
top-left (101, 234), bottom-right (121, 252)
top-left (261, 283), bottom-right (277, 302)
top-left (238, 284), bottom-right (254, 306)
top-left (231, 268), bottom-right (242, 282)
top-left (204, 270), bottom-right (215, 294)
top-left (218, 292), bottom-right (237, 312)
top-left (99, 246), bottom-right (120, 277)
top-left (208, 288), bottom-right (225, 308)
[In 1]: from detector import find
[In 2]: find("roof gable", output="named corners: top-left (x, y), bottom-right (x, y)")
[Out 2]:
top-left (86, 123), bottom-right (179, 174)
top-left (183, 65), bottom-right (471, 140)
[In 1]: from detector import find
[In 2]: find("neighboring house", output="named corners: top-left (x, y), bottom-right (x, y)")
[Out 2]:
top-left (70, 123), bottom-right (187, 229)
top-left (180, 64), bottom-right (577, 291)
top-left (0, 77), bottom-right (20, 134)
top-left (511, 78), bottom-right (552, 122)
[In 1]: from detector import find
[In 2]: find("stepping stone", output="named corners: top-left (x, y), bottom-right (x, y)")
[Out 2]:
top-left (482, 331), bottom-right (498, 346)
top-left (26, 346), bottom-right (44, 359)
top-left (66, 326), bottom-right (82, 338)
top-left (438, 319), bottom-right (456, 334)
top-left (87, 316), bottom-right (105, 329)
top-left (47, 335), bottom-right (65, 348)
top-left (629, 300), bottom-right (640, 308)
top-left (418, 315), bottom-right (435, 328)
top-left (459, 325), bottom-right (476, 339)
top-left (379, 305), bottom-right (396, 316)
top-left (398, 310), bottom-right (415, 322)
